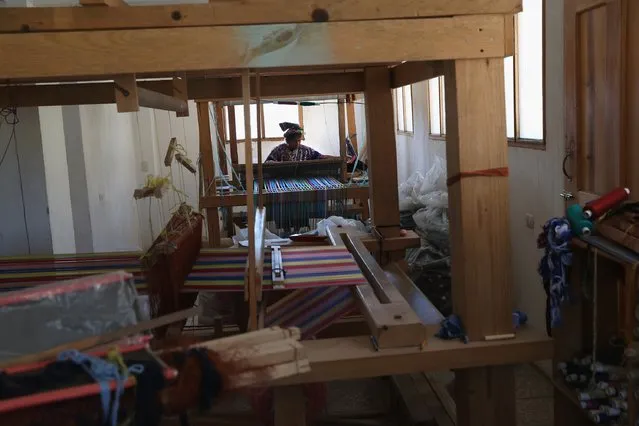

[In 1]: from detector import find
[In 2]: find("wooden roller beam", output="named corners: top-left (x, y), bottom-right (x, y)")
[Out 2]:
top-left (0, 0), bottom-right (522, 33)
top-left (114, 74), bottom-right (188, 113)
top-left (138, 86), bottom-right (188, 114)
top-left (391, 60), bottom-right (446, 88)
top-left (0, 16), bottom-right (508, 80)
top-left (0, 72), bottom-right (365, 108)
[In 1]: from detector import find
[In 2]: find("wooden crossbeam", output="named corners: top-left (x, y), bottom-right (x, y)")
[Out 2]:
top-left (80, 0), bottom-right (128, 6)
top-left (0, 0), bottom-right (522, 33)
top-left (114, 74), bottom-right (188, 113)
top-left (0, 73), bottom-right (365, 108)
top-left (0, 16), bottom-right (508, 80)
top-left (391, 60), bottom-right (446, 88)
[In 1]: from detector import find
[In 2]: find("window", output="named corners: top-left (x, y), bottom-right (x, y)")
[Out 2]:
top-left (428, 0), bottom-right (544, 146)
top-left (225, 103), bottom-right (302, 142)
top-left (394, 85), bottom-right (414, 134)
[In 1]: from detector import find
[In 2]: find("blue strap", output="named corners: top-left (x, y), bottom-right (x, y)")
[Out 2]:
top-left (436, 314), bottom-right (468, 343)
top-left (437, 310), bottom-right (529, 343)
top-left (57, 350), bottom-right (145, 426)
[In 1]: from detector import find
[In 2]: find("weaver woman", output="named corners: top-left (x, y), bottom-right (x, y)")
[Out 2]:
top-left (265, 122), bottom-right (327, 162)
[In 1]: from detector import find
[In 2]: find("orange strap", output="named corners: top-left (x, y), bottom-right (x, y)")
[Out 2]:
top-left (446, 167), bottom-right (509, 187)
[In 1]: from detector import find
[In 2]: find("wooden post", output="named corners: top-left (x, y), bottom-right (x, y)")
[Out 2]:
top-left (346, 94), bottom-right (358, 154)
top-left (242, 70), bottom-right (258, 331)
top-left (114, 74), bottom-right (138, 112)
top-left (214, 102), bottom-right (228, 175)
top-left (274, 386), bottom-right (307, 426)
top-left (172, 76), bottom-right (189, 117)
top-left (196, 101), bottom-right (220, 247)
top-left (228, 105), bottom-right (240, 186)
top-left (443, 58), bottom-right (515, 426)
top-left (338, 98), bottom-right (347, 182)
top-left (363, 67), bottom-right (401, 239)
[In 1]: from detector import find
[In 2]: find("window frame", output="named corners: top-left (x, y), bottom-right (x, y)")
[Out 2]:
top-left (427, 1), bottom-right (546, 150)
top-left (224, 103), bottom-right (305, 144)
top-left (394, 85), bottom-right (415, 135)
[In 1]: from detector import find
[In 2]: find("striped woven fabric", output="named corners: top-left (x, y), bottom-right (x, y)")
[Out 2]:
top-left (264, 286), bottom-right (357, 339)
top-left (0, 247), bottom-right (367, 293)
top-left (0, 252), bottom-right (145, 293)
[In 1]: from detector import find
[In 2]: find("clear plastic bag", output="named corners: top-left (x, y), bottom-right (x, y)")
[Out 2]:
top-left (316, 216), bottom-right (368, 236)
top-left (398, 156), bottom-right (448, 211)
top-left (0, 271), bottom-right (145, 362)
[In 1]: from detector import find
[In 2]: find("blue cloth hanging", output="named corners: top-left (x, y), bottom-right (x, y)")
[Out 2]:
top-left (537, 217), bottom-right (573, 334)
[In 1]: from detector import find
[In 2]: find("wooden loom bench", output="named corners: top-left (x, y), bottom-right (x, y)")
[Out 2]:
top-left (0, 0), bottom-right (554, 424)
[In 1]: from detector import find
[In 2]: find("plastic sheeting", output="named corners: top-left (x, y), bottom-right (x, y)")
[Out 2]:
top-left (0, 271), bottom-right (146, 363)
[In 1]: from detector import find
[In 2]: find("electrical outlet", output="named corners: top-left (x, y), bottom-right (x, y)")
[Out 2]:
top-left (99, 193), bottom-right (105, 202)
top-left (525, 213), bottom-right (535, 230)
top-left (141, 160), bottom-right (149, 173)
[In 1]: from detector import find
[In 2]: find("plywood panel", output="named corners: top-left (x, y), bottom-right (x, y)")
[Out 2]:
top-left (576, 4), bottom-right (621, 194)
top-left (627, 2), bottom-right (639, 198)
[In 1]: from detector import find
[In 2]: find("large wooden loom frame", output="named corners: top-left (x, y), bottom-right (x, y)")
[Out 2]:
top-left (197, 95), bottom-right (370, 246)
top-left (0, 1), bottom-right (553, 424)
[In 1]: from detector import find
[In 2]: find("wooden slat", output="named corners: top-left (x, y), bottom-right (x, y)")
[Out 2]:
top-left (273, 326), bottom-right (552, 385)
top-left (196, 101), bottom-right (221, 247)
top-left (0, 0), bottom-right (522, 33)
top-left (0, 16), bottom-right (506, 80)
top-left (80, 0), bottom-right (128, 7)
top-left (173, 76), bottom-right (189, 117)
top-left (364, 66), bottom-right (401, 238)
top-left (114, 74), bottom-right (138, 112)
top-left (391, 60), bottom-right (445, 88)
top-left (0, 73), bottom-right (365, 108)
top-left (228, 106), bottom-right (239, 170)
top-left (274, 385), bottom-right (307, 426)
top-left (443, 58), bottom-right (512, 341)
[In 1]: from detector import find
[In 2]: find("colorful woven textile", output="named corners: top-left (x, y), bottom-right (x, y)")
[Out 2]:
top-left (0, 247), bottom-right (367, 293)
top-left (264, 287), bottom-right (357, 339)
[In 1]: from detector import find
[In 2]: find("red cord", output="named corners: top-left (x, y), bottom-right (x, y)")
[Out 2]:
top-left (446, 167), bottom-right (509, 187)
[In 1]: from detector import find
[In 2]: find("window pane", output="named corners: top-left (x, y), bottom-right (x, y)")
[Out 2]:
top-left (263, 103), bottom-right (300, 138)
top-left (404, 87), bottom-right (414, 133)
top-left (504, 56), bottom-right (516, 139)
top-left (396, 88), bottom-right (405, 132)
top-left (428, 78), bottom-right (441, 135)
top-left (224, 107), bottom-right (230, 140)
top-left (517, 0), bottom-right (544, 140)
top-left (233, 104), bottom-right (258, 140)
top-left (440, 77), bottom-right (446, 135)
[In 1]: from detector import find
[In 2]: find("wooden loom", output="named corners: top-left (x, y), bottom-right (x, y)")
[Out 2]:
top-left (199, 90), bottom-right (369, 244)
top-left (0, 1), bottom-right (554, 424)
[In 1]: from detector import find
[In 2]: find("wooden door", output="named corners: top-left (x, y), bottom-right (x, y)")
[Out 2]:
top-left (564, 0), bottom-right (628, 202)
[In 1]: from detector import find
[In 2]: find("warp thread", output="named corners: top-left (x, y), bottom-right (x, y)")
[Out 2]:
top-left (57, 349), bottom-right (144, 426)
top-left (537, 217), bottom-right (573, 335)
top-left (436, 310), bottom-right (529, 343)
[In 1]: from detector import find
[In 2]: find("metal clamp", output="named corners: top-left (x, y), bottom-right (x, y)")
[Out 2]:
top-left (271, 246), bottom-right (286, 289)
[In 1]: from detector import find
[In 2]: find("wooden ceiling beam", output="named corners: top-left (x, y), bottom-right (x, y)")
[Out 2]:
top-left (0, 0), bottom-right (522, 33)
top-left (390, 61), bottom-right (446, 88)
top-left (0, 73), bottom-right (364, 108)
top-left (0, 16), bottom-right (507, 81)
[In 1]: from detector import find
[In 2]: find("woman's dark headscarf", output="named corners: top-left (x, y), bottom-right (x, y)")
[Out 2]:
top-left (279, 122), bottom-right (303, 142)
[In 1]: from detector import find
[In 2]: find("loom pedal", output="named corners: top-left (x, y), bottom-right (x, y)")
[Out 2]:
top-left (271, 246), bottom-right (286, 289)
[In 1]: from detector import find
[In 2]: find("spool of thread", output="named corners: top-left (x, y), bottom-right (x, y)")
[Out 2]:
top-left (579, 389), bottom-right (608, 401)
top-left (566, 204), bottom-right (594, 236)
top-left (584, 187), bottom-right (630, 219)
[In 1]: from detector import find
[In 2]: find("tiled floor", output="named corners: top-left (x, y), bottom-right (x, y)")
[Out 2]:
top-left (515, 364), bottom-right (554, 426)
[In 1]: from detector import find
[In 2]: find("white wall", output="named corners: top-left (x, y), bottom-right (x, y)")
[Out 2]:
top-left (39, 106), bottom-right (76, 254)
